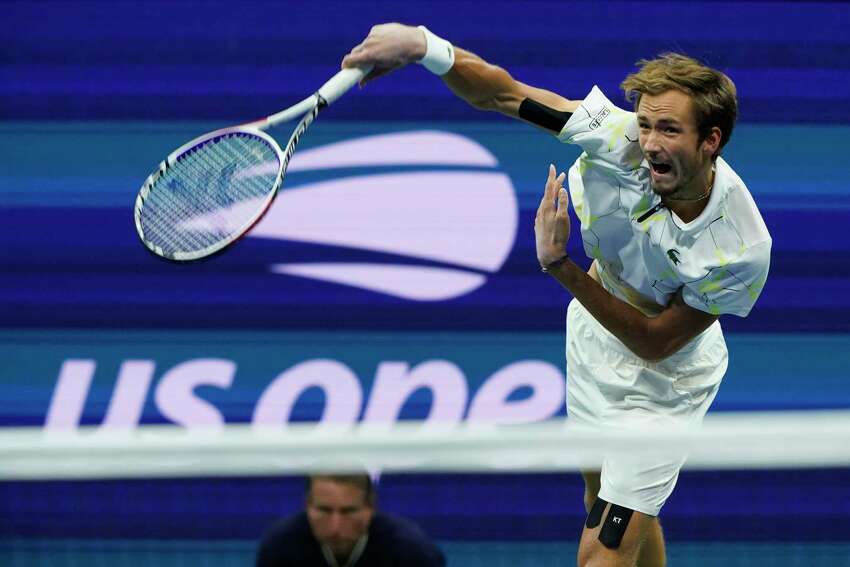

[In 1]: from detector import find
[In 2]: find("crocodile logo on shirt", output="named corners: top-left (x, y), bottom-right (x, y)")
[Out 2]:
top-left (667, 249), bottom-right (682, 265)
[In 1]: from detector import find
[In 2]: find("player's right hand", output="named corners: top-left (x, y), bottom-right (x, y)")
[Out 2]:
top-left (535, 164), bottom-right (570, 268)
top-left (341, 23), bottom-right (427, 86)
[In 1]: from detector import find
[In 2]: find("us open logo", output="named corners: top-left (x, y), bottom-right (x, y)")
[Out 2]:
top-left (247, 130), bottom-right (519, 301)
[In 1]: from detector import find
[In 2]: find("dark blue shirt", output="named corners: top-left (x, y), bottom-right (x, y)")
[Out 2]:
top-left (256, 511), bottom-right (446, 567)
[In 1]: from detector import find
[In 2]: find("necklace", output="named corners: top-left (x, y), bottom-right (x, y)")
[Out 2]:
top-left (664, 166), bottom-right (715, 203)
top-left (636, 167), bottom-right (714, 223)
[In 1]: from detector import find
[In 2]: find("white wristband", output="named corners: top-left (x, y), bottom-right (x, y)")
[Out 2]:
top-left (416, 26), bottom-right (455, 76)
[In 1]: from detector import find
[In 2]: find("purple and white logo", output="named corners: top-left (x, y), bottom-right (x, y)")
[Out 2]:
top-left (249, 130), bottom-right (518, 301)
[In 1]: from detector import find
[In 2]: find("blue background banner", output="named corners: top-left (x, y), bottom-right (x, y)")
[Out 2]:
top-left (3, 122), bottom-right (850, 333)
top-left (3, 1), bottom-right (850, 563)
top-left (5, 1), bottom-right (850, 122)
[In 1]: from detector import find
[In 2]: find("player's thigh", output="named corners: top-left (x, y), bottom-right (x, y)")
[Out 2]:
top-left (577, 503), bottom-right (654, 567)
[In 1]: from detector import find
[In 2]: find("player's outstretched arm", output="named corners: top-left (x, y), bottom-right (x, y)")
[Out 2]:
top-left (341, 23), bottom-right (577, 127)
top-left (444, 47), bottom-right (578, 120)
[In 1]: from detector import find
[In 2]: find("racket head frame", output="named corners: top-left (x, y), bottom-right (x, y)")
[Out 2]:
top-left (133, 126), bottom-right (285, 262)
top-left (133, 65), bottom-right (368, 262)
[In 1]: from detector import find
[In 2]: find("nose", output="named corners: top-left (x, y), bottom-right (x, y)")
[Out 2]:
top-left (642, 130), bottom-right (661, 155)
top-left (326, 511), bottom-right (346, 537)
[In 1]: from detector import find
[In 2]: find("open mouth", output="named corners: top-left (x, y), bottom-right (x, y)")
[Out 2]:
top-left (650, 161), bottom-right (672, 175)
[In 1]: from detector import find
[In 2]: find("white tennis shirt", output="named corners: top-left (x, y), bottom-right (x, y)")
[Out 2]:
top-left (558, 86), bottom-right (772, 317)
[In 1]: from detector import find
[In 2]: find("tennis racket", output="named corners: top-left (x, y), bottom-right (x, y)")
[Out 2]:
top-left (133, 65), bottom-right (371, 262)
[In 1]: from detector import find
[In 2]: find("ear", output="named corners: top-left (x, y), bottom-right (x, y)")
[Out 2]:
top-left (702, 126), bottom-right (722, 158)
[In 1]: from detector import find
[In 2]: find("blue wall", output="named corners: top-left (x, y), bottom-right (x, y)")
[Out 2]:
top-left (3, 1), bottom-right (850, 563)
top-left (5, 1), bottom-right (850, 122)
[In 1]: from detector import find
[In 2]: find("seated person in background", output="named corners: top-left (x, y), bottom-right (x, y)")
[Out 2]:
top-left (256, 473), bottom-right (446, 567)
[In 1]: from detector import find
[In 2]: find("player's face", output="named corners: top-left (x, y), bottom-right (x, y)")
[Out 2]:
top-left (637, 90), bottom-right (713, 198)
top-left (307, 479), bottom-right (374, 559)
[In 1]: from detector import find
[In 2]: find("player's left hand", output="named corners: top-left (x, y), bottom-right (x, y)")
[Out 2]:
top-left (535, 164), bottom-right (570, 267)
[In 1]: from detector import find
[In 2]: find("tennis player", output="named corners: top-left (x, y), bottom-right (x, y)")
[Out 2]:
top-left (343, 24), bottom-right (771, 567)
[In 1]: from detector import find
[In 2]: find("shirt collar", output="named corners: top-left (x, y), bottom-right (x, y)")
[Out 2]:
top-left (320, 535), bottom-right (369, 567)
top-left (640, 156), bottom-right (731, 235)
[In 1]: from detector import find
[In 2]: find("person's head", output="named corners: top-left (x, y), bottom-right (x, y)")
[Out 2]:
top-left (621, 53), bottom-right (737, 198)
top-left (305, 474), bottom-right (375, 560)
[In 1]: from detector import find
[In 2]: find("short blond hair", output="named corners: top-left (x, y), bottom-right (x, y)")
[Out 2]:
top-left (621, 53), bottom-right (738, 156)
top-left (306, 474), bottom-right (375, 506)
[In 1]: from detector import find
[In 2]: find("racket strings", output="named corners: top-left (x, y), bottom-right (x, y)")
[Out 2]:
top-left (140, 133), bottom-right (280, 257)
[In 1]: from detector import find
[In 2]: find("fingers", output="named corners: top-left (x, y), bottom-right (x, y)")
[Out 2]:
top-left (343, 48), bottom-right (385, 86)
top-left (542, 164), bottom-right (555, 204)
top-left (546, 163), bottom-right (556, 198)
top-left (341, 42), bottom-right (396, 85)
top-left (535, 165), bottom-right (571, 267)
top-left (341, 34), bottom-right (374, 69)
top-left (341, 48), bottom-right (366, 69)
top-left (341, 24), bottom-right (391, 70)
top-left (555, 187), bottom-right (569, 217)
top-left (342, 23), bottom-right (422, 86)
top-left (541, 164), bottom-right (566, 211)
top-left (548, 164), bottom-right (566, 193)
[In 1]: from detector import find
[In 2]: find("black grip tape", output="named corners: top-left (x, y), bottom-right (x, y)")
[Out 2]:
top-left (518, 98), bottom-right (572, 132)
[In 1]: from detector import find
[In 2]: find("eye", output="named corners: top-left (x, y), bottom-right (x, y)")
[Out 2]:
top-left (664, 127), bottom-right (679, 134)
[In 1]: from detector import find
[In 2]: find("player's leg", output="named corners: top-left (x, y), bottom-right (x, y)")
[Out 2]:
top-left (577, 499), bottom-right (654, 567)
top-left (580, 454), bottom-right (676, 567)
top-left (636, 517), bottom-right (666, 567)
top-left (580, 470), bottom-right (665, 566)
top-left (581, 470), bottom-right (601, 513)
top-left (568, 295), bottom-right (728, 567)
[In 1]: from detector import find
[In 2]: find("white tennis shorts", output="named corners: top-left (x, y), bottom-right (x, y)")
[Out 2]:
top-left (565, 298), bottom-right (728, 516)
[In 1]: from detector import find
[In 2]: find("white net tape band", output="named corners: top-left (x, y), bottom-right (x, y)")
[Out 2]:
top-left (2, 410), bottom-right (849, 480)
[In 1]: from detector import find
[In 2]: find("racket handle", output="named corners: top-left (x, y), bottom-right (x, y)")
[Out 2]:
top-left (317, 65), bottom-right (372, 106)
top-left (259, 65), bottom-right (373, 130)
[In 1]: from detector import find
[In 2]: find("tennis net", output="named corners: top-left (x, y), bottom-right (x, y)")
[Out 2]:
top-left (2, 412), bottom-right (850, 566)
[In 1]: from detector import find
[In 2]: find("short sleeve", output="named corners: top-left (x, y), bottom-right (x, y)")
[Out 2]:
top-left (682, 240), bottom-right (772, 317)
top-left (557, 86), bottom-right (644, 173)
